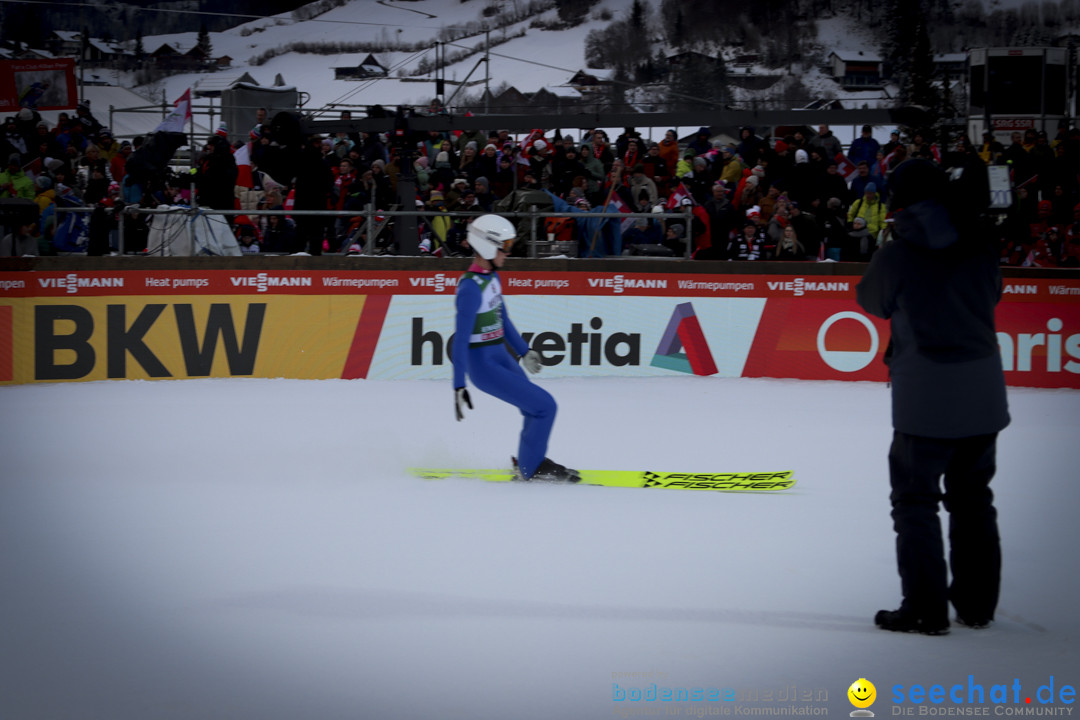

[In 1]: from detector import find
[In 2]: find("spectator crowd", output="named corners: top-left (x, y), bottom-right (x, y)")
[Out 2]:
top-left (3, 100), bottom-right (1080, 268)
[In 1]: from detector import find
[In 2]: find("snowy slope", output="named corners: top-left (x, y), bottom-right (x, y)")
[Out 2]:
top-left (120, 0), bottom-right (912, 148)
top-left (144, 0), bottom-right (647, 111)
top-left (136, 0), bottom-right (892, 117)
top-left (1, 375), bottom-right (1077, 719)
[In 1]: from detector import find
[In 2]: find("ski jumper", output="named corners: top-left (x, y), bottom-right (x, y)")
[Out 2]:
top-left (452, 265), bottom-right (556, 478)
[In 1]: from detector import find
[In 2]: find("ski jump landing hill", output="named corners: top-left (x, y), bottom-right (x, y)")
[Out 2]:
top-left (1, 256), bottom-right (1077, 389)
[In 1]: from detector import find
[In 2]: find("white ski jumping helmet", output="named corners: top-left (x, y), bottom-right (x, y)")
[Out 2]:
top-left (467, 214), bottom-right (516, 260)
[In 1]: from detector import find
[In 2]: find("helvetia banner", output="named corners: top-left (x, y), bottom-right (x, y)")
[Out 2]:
top-left (0, 270), bottom-right (1077, 387)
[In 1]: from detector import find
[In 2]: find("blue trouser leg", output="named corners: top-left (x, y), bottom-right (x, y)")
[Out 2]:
top-left (468, 344), bottom-right (557, 478)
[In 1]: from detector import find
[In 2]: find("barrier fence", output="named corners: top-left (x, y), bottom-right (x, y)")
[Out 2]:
top-left (39, 204), bottom-right (695, 258)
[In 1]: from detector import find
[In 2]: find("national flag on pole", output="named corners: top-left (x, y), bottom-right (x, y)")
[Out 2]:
top-left (155, 88), bottom-right (192, 134)
top-left (834, 152), bottom-right (858, 182)
top-left (608, 193), bottom-right (636, 233)
top-left (233, 141), bottom-right (254, 188)
top-left (666, 182), bottom-right (693, 210)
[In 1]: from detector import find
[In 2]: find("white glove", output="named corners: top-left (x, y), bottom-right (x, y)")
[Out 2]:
top-left (454, 387), bottom-right (472, 421)
top-left (521, 349), bottom-right (542, 374)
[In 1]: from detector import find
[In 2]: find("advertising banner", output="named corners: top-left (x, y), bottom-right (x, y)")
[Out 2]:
top-left (3, 294), bottom-right (387, 383)
top-left (0, 58), bottom-right (77, 112)
top-left (1, 269), bottom-right (1077, 387)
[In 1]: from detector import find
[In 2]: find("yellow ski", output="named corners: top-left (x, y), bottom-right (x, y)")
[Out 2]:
top-left (409, 468), bottom-right (797, 492)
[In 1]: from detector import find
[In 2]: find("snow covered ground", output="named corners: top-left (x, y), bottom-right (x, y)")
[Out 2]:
top-left (1, 375), bottom-right (1077, 719)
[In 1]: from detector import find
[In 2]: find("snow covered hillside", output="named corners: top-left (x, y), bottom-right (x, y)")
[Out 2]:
top-left (133, 0), bottom-right (885, 118)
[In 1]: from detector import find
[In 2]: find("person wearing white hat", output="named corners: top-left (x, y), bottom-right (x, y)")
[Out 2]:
top-left (450, 214), bottom-right (578, 482)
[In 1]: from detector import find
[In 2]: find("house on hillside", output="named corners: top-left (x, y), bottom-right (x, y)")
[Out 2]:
top-left (45, 31), bottom-right (131, 65)
top-left (150, 43), bottom-right (213, 72)
top-left (482, 86), bottom-right (531, 113)
top-left (567, 68), bottom-right (615, 90)
top-left (933, 53), bottom-right (966, 80)
top-left (828, 50), bottom-right (883, 88)
top-left (84, 38), bottom-right (128, 66)
top-left (532, 85), bottom-right (581, 112)
top-left (333, 54), bottom-right (388, 80)
top-left (150, 43), bottom-right (184, 70)
top-left (194, 72), bottom-right (258, 98)
top-left (183, 45), bottom-right (212, 69)
top-left (566, 68), bottom-right (617, 109)
top-left (0, 43), bottom-right (54, 61)
top-left (47, 30), bottom-right (82, 57)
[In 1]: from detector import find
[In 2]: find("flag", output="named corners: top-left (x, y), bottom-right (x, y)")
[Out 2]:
top-left (21, 156), bottom-right (42, 181)
top-left (930, 143), bottom-right (942, 164)
top-left (834, 152), bottom-right (858, 182)
top-left (520, 128), bottom-right (546, 150)
top-left (233, 141), bottom-right (254, 188)
top-left (666, 182), bottom-right (692, 210)
top-left (608, 193), bottom-right (636, 233)
top-left (155, 89), bottom-right (191, 134)
top-left (881, 148), bottom-right (899, 174)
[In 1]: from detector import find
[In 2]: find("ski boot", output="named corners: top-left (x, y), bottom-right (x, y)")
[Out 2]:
top-left (513, 457), bottom-right (581, 483)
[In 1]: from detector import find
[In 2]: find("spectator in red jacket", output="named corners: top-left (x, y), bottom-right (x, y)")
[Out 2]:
top-left (110, 141), bottom-right (132, 183)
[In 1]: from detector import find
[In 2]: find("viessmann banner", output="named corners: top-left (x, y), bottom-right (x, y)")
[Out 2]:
top-left (0, 270), bottom-right (1077, 387)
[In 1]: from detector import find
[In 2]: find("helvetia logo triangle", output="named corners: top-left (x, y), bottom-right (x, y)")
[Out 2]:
top-left (649, 302), bottom-right (718, 376)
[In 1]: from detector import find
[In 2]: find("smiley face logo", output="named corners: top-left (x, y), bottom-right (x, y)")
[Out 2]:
top-left (848, 678), bottom-right (877, 709)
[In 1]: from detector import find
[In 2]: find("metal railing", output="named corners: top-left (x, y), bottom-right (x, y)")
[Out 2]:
top-left (49, 203), bottom-right (695, 258)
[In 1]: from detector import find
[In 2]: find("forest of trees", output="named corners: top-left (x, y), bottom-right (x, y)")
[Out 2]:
top-left (577, 0), bottom-right (1078, 114)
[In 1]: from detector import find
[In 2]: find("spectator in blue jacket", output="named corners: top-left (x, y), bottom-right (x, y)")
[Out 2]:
top-left (848, 125), bottom-right (881, 167)
top-left (849, 161), bottom-right (886, 203)
top-left (686, 127), bottom-right (713, 157)
top-left (543, 190), bottom-right (622, 257)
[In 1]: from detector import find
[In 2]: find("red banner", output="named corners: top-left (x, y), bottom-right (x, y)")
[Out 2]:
top-left (0, 58), bottom-right (77, 112)
top-left (1, 270), bottom-right (1078, 388)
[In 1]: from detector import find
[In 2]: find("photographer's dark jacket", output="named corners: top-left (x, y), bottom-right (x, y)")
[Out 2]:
top-left (856, 200), bottom-right (1010, 438)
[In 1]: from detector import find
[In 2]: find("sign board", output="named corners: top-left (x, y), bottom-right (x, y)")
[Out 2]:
top-left (988, 165), bottom-right (1012, 209)
top-left (0, 58), bottom-right (77, 112)
top-left (2, 271), bottom-right (1078, 388)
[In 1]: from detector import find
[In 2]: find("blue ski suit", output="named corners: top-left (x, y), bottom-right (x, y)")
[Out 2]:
top-left (452, 266), bottom-right (555, 478)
